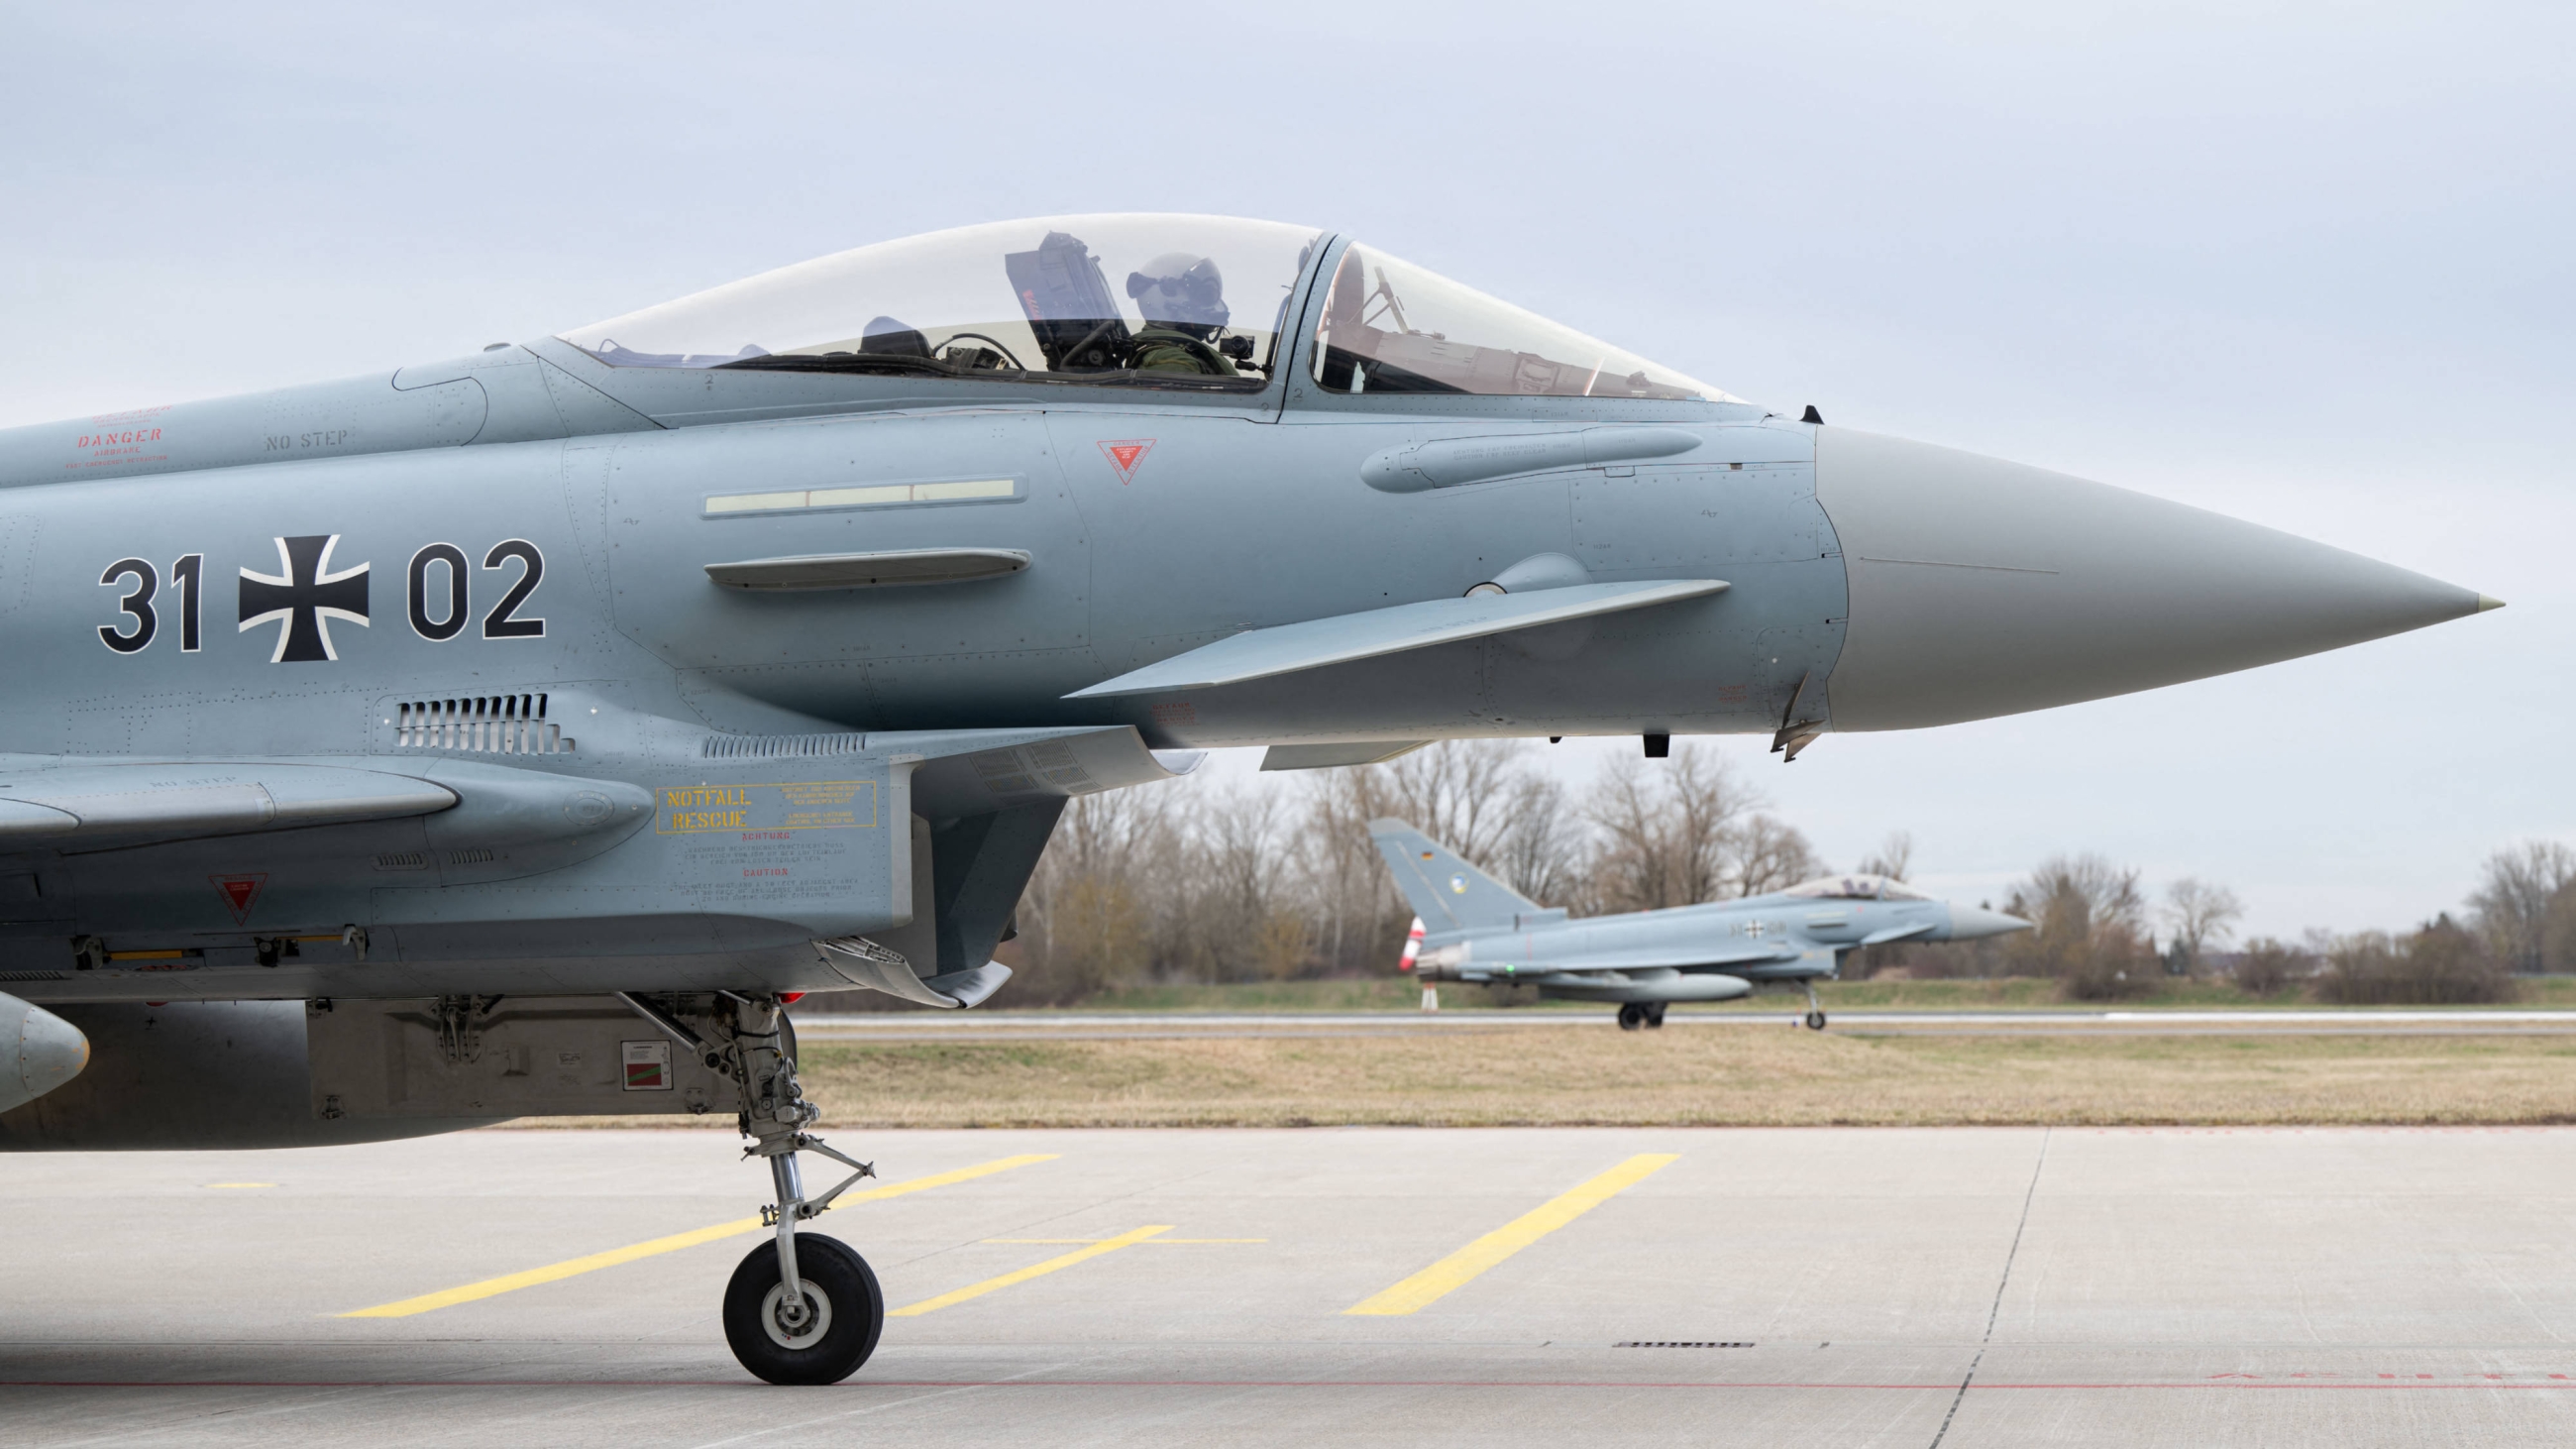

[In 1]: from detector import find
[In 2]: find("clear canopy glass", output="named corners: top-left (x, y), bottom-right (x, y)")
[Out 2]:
top-left (561, 214), bottom-right (1323, 390)
top-left (1782, 874), bottom-right (1930, 902)
top-left (1311, 242), bottom-right (1737, 402)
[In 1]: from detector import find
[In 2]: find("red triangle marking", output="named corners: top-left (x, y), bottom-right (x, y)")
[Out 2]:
top-left (211, 873), bottom-right (268, 926)
top-left (1097, 438), bottom-right (1156, 484)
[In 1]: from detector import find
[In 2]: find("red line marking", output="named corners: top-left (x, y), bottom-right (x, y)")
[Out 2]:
top-left (11, 1380), bottom-right (2576, 1392)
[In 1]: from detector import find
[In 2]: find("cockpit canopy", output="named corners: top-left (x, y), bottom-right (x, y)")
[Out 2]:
top-left (1311, 242), bottom-right (1733, 402)
top-left (1782, 874), bottom-right (1931, 902)
top-left (563, 215), bottom-right (1317, 390)
top-left (558, 214), bottom-right (1736, 402)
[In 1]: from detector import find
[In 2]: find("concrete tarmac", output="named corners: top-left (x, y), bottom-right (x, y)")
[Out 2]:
top-left (7, 1126), bottom-right (2576, 1446)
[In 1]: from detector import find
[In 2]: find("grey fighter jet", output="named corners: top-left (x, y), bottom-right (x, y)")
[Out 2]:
top-left (0, 214), bottom-right (2495, 1385)
top-left (1373, 819), bottom-right (2027, 1030)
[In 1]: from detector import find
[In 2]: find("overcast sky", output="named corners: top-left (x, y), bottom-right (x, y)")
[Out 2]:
top-left (4, 2), bottom-right (2567, 937)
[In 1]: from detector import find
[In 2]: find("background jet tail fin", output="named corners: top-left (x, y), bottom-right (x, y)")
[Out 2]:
top-left (1367, 819), bottom-right (1542, 934)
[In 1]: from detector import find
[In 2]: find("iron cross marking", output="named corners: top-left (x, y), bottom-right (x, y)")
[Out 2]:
top-left (239, 534), bottom-right (370, 663)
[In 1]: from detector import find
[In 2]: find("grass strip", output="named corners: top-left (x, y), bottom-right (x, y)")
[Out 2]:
top-left (763, 1031), bottom-right (2576, 1128)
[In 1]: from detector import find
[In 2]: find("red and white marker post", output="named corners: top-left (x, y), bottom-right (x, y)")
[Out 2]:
top-left (1399, 917), bottom-right (1435, 1012)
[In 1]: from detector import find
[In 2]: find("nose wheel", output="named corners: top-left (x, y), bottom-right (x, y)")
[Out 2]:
top-left (1802, 981), bottom-right (1827, 1031)
top-left (723, 1232), bottom-right (885, 1385)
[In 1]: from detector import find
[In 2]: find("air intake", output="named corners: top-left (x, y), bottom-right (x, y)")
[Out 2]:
top-left (397, 694), bottom-right (571, 754)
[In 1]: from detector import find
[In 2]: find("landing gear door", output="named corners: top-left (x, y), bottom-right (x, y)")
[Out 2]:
top-left (306, 995), bottom-right (734, 1119)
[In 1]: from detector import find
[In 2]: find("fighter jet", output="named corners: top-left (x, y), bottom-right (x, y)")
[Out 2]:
top-left (0, 214), bottom-right (2495, 1385)
top-left (1373, 820), bottom-right (2027, 1029)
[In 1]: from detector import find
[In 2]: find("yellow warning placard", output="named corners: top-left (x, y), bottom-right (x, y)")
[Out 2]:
top-left (656, 781), bottom-right (877, 835)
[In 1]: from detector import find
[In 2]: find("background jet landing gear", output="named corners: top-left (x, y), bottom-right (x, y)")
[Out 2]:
top-left (629, 992), bottom-right (886, 1385)
top-left (1616, 1003), bottom-right (1668, 1031)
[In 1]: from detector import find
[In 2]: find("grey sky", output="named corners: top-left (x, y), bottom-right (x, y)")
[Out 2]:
top-left (4, 2), bottom-right (2567, 937)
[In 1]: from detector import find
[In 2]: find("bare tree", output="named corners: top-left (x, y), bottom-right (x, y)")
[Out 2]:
top-left (2547, 885), bottom-right (2576, 975)
top-left (2231, 937), bottom-right (2306, 996)
top-left (2001, 852), bottom-right (2146, 979)
top-left (1187, 783), bottom-right (1296, 981)
top-left (1015, 785), bottom-right (1186, 1002)
top-left (1734, 815), bottom-right (1824, 898)
top-left (2314, 916), bottom-right (2514, 1005)
top-left (1855, 831), bottom-right (1915, 881)
top-left (1329, 739), bottom-right (1534, 864)
top-left (1485, 771), bottom-right (1592, 910)
top-left (1585, 744), bottom-right (1757, 912)
top-left (2466, 841), bottom-right (2576, 974)
top-left (2162, 877), bottom-right (2245, 974)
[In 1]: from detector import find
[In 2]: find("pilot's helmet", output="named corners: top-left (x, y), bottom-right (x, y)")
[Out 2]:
top-left (1127, 252), bottom-right (1230, 335)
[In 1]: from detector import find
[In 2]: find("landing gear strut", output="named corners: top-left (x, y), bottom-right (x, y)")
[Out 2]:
top-left (1802, 981), bottom-right (1827, 1032)
top-left (623, 992), bottom-right (886, 1384)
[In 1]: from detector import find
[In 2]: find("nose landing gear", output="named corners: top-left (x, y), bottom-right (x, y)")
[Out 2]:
top-left (622, 991), bottom-right (886, 1385)
top-left (1802, 980), bottom-right (1828, 1031)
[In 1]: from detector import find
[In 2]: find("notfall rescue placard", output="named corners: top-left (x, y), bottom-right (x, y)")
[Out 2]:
top-left (656, 778), bottom-right (885, 914)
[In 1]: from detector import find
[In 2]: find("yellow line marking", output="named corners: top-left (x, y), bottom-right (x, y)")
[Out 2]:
top-left (979, 1237), bottom-right (1265, 1245)
top-left (1343, 1154), bottom-right (1679, 1316)
top-left (890, 1225), bottom-right (1171, 1317)
top-left (338, 1154), bottom-right (1057, 1319)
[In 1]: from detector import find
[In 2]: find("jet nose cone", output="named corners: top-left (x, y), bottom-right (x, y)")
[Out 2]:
top-left (1813, 430), bottom-right (2493, 729)
top-left (1946, 905), bottom-right (2034, 941)
top-left (5, 995), bottom-right (88, 1112)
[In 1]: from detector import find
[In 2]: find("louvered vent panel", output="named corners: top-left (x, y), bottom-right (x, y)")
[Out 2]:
top-left (700, 733), bottom-right (868, 759)
top-left (397, 694), bottom-right (572, 754)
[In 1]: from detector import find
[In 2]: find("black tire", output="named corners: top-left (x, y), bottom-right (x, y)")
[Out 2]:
top-left (1804, 1009), bottom-right (1827, 1031)
top-left (1644, 1003), bottom-right (1666, 1029)
top-left (1617, 1004), bottom-right (1645, 1031)
top-left (723, 1233), bottom-right (884, 1386)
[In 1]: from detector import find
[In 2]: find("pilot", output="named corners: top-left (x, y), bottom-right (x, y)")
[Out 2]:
top-left (1125, 253), bottom-right (1237, 376)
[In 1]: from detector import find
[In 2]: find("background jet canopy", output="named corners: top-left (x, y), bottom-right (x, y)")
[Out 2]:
top-left (559, 213), bottom-right (1323, 387)
top-left (1312, 241), bottom-right (1739, 402)
top-left (1783, 874), bottom-right (1931, 901)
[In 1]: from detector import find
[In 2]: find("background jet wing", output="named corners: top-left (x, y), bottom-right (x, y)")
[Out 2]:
top-left (1487, 944), bottom-right (1803, 974)
top-left (1065, 580), bottom-right (1728, 698)
top-left (0, 761), bottom-right (454, 849)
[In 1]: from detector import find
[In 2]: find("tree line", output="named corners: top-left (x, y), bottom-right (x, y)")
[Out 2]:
top-left (980, 739), bottom-right (2560, 1007)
